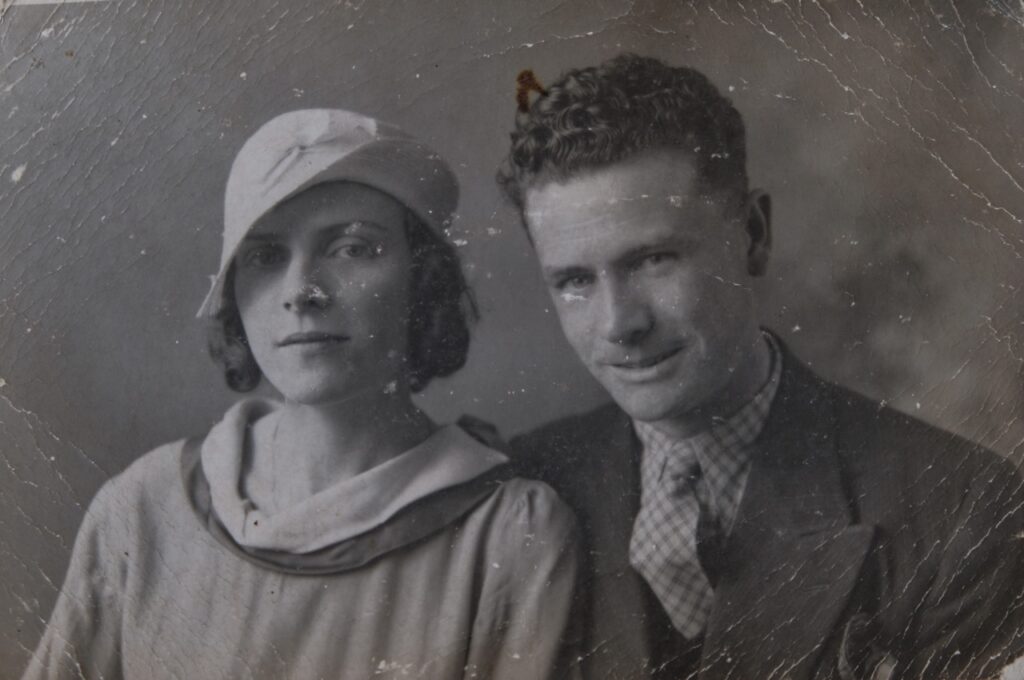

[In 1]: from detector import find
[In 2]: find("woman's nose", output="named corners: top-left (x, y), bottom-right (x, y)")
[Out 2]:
top-left (281, 259), bottom-right (331, 311)
top-left (283, 283), bottom-right (331, 311)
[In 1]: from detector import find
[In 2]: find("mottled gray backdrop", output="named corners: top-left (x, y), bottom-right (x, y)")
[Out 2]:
top-left (2, 0), bottom-right (1022, 673)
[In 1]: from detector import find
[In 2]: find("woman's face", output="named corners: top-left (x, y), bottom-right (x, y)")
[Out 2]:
top-left (232, 182), bottom-right (413, 405)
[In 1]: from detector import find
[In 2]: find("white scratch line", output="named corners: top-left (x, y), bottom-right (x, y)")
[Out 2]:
top-left (9, 0), bottom-right (109, 5)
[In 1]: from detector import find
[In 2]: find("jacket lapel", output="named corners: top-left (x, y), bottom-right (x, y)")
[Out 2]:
top-left (700, 357), bottom-right (877, 680)
top-left (567, 406), bottom-right (702, 677)
top-left (579, 408), bottom-right (666, 674)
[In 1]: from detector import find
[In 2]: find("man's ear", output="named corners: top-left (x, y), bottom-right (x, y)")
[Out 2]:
top-left (745, 189), bottom-right (771, 277)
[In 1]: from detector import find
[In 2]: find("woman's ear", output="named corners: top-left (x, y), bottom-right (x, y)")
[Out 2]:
top-left (745, 190), bottom-right (772, 277)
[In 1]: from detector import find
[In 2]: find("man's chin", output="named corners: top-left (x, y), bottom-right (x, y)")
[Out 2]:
top-left (604, 384), bottom-right (690, 424)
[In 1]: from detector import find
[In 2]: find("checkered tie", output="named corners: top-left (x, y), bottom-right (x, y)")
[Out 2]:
top-left (629, 442), bottom-right (716, 640)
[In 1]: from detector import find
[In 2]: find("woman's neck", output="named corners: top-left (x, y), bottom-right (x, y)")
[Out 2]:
top-left (245, 389), bottom-right (436, 513)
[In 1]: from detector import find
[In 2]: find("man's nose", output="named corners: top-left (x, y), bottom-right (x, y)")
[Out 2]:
top-left (598, 279), bottom-right (653, 345)
top-left (282, 258), bottom-right (331, 312)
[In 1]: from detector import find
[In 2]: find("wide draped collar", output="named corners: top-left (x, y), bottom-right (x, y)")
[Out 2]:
top-left (199, 399), bottom-right (509, 554)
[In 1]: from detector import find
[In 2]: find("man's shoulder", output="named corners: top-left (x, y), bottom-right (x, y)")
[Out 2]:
top-left (832, 374), bottom-right (1009, 475)
top-left (509, 402), bottom-right (631, 480)
top-left (513, 401), bottom-right (627, 447)
top-left (780, 354), bottom-right (1021, 513)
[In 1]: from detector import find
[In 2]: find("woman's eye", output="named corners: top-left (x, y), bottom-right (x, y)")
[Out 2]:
top-left (241, 245), bottom-right (286, 268)
top-left (327, 241), bottom-right (379, 259)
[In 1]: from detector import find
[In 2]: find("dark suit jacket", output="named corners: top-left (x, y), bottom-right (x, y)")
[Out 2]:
top-left (512, 348), bottom-right (1024, 680)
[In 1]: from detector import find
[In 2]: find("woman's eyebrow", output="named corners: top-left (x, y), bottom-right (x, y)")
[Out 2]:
top-left (243, 220), bottom-right (388, 241)
top-left (314, 220), bottom-right (390, 238)
top-left (241, 232), bottom-right (281, 242)
top-left (334, 220), bottom-right (387, 233)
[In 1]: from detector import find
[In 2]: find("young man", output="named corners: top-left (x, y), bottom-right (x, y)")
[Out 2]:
top-left (498, 54), bottom-right (1024, 680)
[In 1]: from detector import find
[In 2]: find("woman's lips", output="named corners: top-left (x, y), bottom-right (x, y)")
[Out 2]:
top-left (276, 331), bottom-right (349, 347)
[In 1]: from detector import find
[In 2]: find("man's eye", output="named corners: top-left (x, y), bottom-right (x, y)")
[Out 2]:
top-left (630, 252), bottom-right (677, 275)
top-left (555, 274), bottom-right (593, 292)
top-left (241, 245), bottom-right (286, 268)
top-left (641, 252), bottom-right (674, 267)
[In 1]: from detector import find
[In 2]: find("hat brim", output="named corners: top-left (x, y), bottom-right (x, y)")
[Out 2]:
top-left (197, 138), bottom-right (457, 319)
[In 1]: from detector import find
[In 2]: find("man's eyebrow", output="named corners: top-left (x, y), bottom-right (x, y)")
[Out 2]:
top-left (540, 238), bottom-right (696, 281)
top-left (541, 264), bottom-right (592, 281)
top-left (617, 243), bottom-right (669, 263)
top-left (615, 237), bottom-right (698, 266)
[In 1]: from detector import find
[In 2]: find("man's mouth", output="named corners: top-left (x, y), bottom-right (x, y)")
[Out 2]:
top-left (609, 345), bottom-right (684, 370)
top-left (276, 331), bottom-right (349, 347)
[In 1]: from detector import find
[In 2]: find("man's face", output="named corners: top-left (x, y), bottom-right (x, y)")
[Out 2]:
top-left (524, 149), bottom-right (769, 431)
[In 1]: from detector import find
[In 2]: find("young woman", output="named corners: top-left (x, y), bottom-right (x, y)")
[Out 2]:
top-left (24, 109), bottom-right (580, 679)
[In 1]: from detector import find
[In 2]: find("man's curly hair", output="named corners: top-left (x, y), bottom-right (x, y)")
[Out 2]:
top-left (497, 54), bottom-right (749, 213)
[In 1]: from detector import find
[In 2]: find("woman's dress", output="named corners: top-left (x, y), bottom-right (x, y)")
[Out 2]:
top-left (23, 399), bottom-right (580, 679)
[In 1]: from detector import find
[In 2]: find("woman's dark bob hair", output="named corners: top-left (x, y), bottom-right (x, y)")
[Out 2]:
top-left (206, 206), bottom-right (477, 394)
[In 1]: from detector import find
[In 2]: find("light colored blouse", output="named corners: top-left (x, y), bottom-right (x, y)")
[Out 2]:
top-left (23, 400), bottom-right (581, 679)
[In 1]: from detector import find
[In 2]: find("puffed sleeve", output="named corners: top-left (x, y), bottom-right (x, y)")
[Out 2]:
top-left (464, 478), bottom-right (583, 680)
top-left (22, 483), bottom-right (126, 680)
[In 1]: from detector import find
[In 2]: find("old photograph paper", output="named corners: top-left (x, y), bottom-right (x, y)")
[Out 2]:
top-left (2, 1), bottom-right (1023, 678)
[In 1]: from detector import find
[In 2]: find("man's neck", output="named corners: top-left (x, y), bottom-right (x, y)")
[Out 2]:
top-left (647, 333), bottom-right (774, 440)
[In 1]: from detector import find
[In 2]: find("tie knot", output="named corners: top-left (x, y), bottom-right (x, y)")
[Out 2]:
top-left (663, 445), bottom-right (702, 484)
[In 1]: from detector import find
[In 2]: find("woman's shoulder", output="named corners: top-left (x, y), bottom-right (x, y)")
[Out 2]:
top-left (467, 476), bottom-right (580, 608)
top-left (482, 475), bottom-right (579, 544)
top-left (447, 420), bottom-right (578, 541)
top-left (89, 438), bottom-right (190, 516)
top-left (114, 438), bottom-right (187, 487)
top-left (492, 476), bottom-right (572, 514)
top-left (63, 438), bottom-right (195, 565)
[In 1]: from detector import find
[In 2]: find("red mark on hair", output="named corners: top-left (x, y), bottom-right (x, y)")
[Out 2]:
top-left (516, 69), bottom-right (548, 113)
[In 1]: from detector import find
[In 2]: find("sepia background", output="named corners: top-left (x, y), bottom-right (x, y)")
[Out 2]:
top-left (1, 0), bottom-right (1022, 672)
